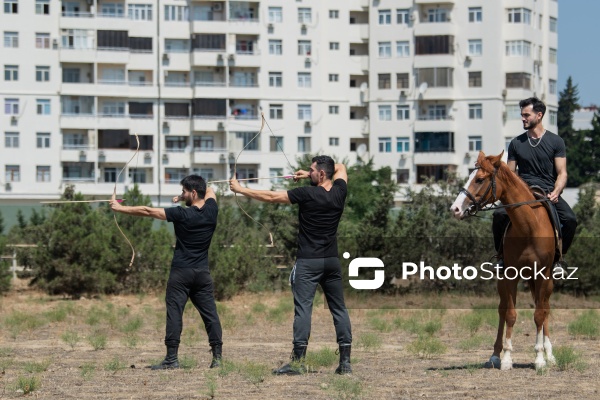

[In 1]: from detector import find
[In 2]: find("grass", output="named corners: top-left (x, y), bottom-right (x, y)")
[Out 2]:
top-left (368, 317), bottom-right (394, 332)
top-left (305, 347), bottom-right (338, 369)
top-left (251, 302), bottom-right (267, 314)
top-left (4, 310), bottom-right (46, 339)
top-left (88, 330), bottom-right (108, 350)
top-left (406, 335), bottom-right (447, 359)
top-left (216, 302), bottom-right (238, 330)
top-left (122, 334), bottom-right (139, 349)
top-left (239, 361), bottom-right (270, 385)
top-left (205, 371), bottom-right (218, 398)
top-left (567, 310), bottom-right (599, 339)
top-left (457, 312), bottom-right (483, 334)
top-left (356, 332), bottom-right (382, 351)
top-left (217, 359), bottom-right (238, 378)
top-left (23, 359), bottom-right (52, 373)
top-left (104, 356), bottom-right (127, 372)
top-left (120, 316), bottom-right (144, 334)
top-left (553, 345), bottom-right (587, 372)
top-left (179, 355), bottom-right (198, 371)
top-left (15, 375), bottom-right (40, 395)
top-left (61, 330), bottom-right (80, 350)
top-left (182, 327), bottom-right (200, 347)
top-left (266, 298), bottom-right (294, 324)
top-left (326, 375), bottom-right (363, 400)
top-left (0, 347), bottom-right (13, 357)
top-left (80, 362), bottom-right (96, 380)
top-left (457, 335), bottom-right (487, 352)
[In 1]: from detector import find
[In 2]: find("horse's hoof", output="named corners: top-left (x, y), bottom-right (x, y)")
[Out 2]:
top-left (484, 356), bottom-right (501, 369)
top-left (546, 355), bottom-right (556, 365)
top-left (500, 362), bottom-right (513, 371)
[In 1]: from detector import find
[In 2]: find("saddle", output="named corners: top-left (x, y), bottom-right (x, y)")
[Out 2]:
top-left (502, 185), bottom-right (563, 263)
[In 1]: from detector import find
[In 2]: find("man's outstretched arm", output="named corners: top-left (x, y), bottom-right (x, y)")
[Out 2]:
top-left (110, 192), bottom-right (167, 220)
top-left (229, 179), bottom-right (291, 204)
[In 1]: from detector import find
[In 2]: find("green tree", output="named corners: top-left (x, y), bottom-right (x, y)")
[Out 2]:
top-left (0, 210), bottom-right (4, 234)
top-left (557, 77), bottom-right (585, 187)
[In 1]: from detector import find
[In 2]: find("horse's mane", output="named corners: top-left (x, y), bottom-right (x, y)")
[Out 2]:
top-left (480, 156), bottom-right (535, 200)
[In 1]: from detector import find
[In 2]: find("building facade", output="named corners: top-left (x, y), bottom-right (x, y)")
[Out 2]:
top-left (0, 0), bottom-right (558, 205)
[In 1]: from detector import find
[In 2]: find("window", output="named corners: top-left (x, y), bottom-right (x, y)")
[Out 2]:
top-left (4, 65), bottom-right (17, 81)
top-left (397, 106), bottom-right (409, 120)
top-left (329, 105), bottom-right (339, 114)
top-left (329, 10), bottom-right (339, 19)
top-left (100, 2), bottom-right (124, 17)
top-left (269, 7), bottom-right (282, 23)
top-left (396, 41), bottom-right (409, 57)
top-left (428, 8), bottom-right (448, 22)
top-left (469, 7), bottom-right (482, 22)
top-left (329, 74), bottom-right (338, 82)
top-left (549, 48), bottom-right (557, 64)
top-left (507, 8), bottom-right (531, 24)
top-left (269, 168), bottom-right (284, 183)
top-left (427, 105), bottom-right (447, 120)
top-left (378, 74), bottom-right (391, 89)
top-left (35, 166), bottom-right (50, 182)
top-left (298, 72), bottom-right (311, 88)
top-left (4, 0), bottom-right (17, 14)
top-left (549, 79), bottom-right (557, 95)
top-left (505, 137), bottom-right (513, 152)
top-left (298, 40), bottom-right (311, 55)
top-left (36, 0), bottom-right (49, 15)
top-left (506, 73), bottom-right (531, 89)
top-left (128, 4), bottom-right (152, 20)
top-left (269, 104), bottom-right (283, 119)
top-left (4, 31), bottom-right (18, 48)
top-left (416, 68), bottom-right (453, 88)
top-left (36, 66), bottom-right (50, 82)
top-left (468, 39), bottom-right (482, 56)
top-left (549, 17), bottom-right (557, 33)
top-left (396, 169), bottom-right (409, 184)
top-left (5, 165), bottom-right (19, 182)
top-left (329, 42), bottom-right (339, 50)
top-left (415, 35), bottom-right (453, 55)
top-left (37, 99), bottom-right (50, 115)
top-left (166, 136), bottom-right (187, 152)
top-left (506, 105), bottom-right (521, 120)
top-left (298, 104), bottom-right (311, 120)
top-left (4, 98), bottom-right (18, 114)
top-left (414, 132), bottom-right (454, 152)
top-left (549, 110), bottom-right (557, 125)
top-left (101, 101), bottom-right (126, 116)
top-left (298, 8), bottom-right (311, 23)
top-left (379, 10), bottom-right (391, 25)
top-left (36, 132), bottom-right (51, 148)
top-left (379, 105), bottom-right (392, 121)
top-left (468, 136), bottom-right (482, 152)
top-left (269, 136), bottom-right (283, 152)
top-left (62, 29), bottom-right (93, 49)
top-left (397, 9), bottom-right (410, 24)
top-left (469, 104), bottom-right (483, 119)
top-left (164, 5), bottom-right (188, 21)
top-left (298, 137), bottom-right (311, 152)
top-left (505, 40), bottom-right (531, 57)
top-left (378, 42), bottom-right (391, 58)
top-left (35, 33), bottom-right (50, 49)
top-left (5, 132), bottom-right (18, 148)
top-left (269, 72), bottom-right (282, 87)
top-left (468, 71), bottom-right (482, 87)
top-left (397, 137), bottom-right (410, 153)
top-left (269, 40), bottom-right (282, 55)
top-left (397, 73), bottom-right (409, 89)
top-left (329, 137), bottom-right (339, 146)
top-left (378, 137), bottom-right (392, 152)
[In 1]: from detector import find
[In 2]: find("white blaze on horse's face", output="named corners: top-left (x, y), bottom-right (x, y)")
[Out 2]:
top-left (450, 169), bottom-right (478, 219)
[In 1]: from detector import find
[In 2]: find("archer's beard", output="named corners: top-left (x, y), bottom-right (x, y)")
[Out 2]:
top-left (185, 199), bottom-right (193, 207)
top-left (310, 179), bottom-right (318, 186)
top-left (524, 119), bottom-right (539, 130)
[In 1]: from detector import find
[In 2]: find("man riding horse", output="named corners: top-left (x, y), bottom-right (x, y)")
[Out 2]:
top-left (493, 97), bottom-right (577, 268)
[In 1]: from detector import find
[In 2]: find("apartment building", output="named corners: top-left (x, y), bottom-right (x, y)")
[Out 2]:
top-left (0, 0), bottom-right (558, 206)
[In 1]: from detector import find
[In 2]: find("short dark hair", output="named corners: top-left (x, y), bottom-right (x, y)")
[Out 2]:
top-left (312, 155), bottom-right (335, 180)
top-left (180, 175), bottom-right (206, 198)
top-left (519, 97), bottom-right (546, 118)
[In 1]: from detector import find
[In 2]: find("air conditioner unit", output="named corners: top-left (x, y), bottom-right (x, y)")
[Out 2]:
top-left (5, 183), bottom-right (11, 191)
top-left (10, 116), bottom-right (17, 124)
top-left (305, 57), bottom-right (311, 63)
top-left (79, 150), bottom-right (86, 157)
top-left (268, 23), bottom-right (273, 29)
top-left (144, 152), bottom-right (151, 159)
top-left (162, 53), bottom-right (169, 60)
top-left (212, 3), bottom-right (222, 11)
top-left (409, 14), bottom-right (415, 21)
top-left (400, 90), bottom-right (406, 97)
top-left (304, 121), bottom-right (311, 128)
top-left (52, 38), bottom-right (58, 49)
top-left (162, 154), bottom-right (169, 162)
top-left (400, 154), bottom-right (406, 160)
top-left (217, 121), bottom-right (225, 130)
top-left (163, 121), bottom-right (170, 128)
top-left (502, 89), bottom-right (507, 97)
top-left (465, 55), bottom-right (472, 63)
top-left (98, 150), bottom-right (105, 157)
top-left (217, 54), bottom-right (224, 60)
top-left (228, 53), bottom-right (235, 60)
top-left (465, 152), bottom-right (471, 158)
top-left (301, 24), bottom-right (307, 30)
top-left (502, 111), bottom-right (507, 120)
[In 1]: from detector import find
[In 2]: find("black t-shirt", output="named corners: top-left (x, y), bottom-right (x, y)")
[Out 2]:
top-left (507, 130), bottom-right (566, 192)
top-left (287, 179), bottom-right (347, 258)
top-left (164, 198), bottom-right (218, 269)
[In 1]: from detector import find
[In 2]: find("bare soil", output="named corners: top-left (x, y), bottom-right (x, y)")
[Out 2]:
top-left (0, 278), bottom-right (598, 399)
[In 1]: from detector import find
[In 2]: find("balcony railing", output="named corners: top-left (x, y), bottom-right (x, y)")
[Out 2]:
top-left (165, 148), bottom-right (187, 153)
top-left (62, 177), bottom-right (95, 182)
top-left (231, 113), bottom-right (258, 120)
top-left (98, 79), bottom-right (127, 85)
top-left (229, 82), bottom-right (258, 87)
top-left (417, 115), bottom-right (454, 121)
top-left (97, 113), bottom-right (127, 118)
top-left (194, 80), bottom-right (226, 87)
top-left (62, 144), bottom-right (91, 150)
top-left (62, 11), bottom-right (93, 18)
top-left (61, 112), bottom-right (95, 117)
top-left (194, 147), bottom-right (227, 152)
top-left (129, 81), bottom-right (153, 86)
top-left (129, 114), bottom-right (153, 119)
top-left (193, 115), bottom-right (226, 119)
top-left (164, 81), bottom-right (191, 87)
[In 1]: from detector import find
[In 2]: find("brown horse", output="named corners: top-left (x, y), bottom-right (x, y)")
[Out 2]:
top-left (450, 151), bottom-right (556, 370)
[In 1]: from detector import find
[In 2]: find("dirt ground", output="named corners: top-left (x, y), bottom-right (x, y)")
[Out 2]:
top-left (0, 278), bottom-right (599, 399)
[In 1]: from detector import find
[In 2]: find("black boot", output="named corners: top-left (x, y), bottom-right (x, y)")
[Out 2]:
top-left (151, 345), bottom-right (179, 370)
top-left (209, 344), bottom-right (222, 368)
top-left (335, 345), bottom-right (352, 374)
top-left (272, 346), bottom-right (307, 375)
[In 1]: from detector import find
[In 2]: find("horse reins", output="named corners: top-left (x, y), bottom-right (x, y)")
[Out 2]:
top-left (460, 167), bottom-right (551, 217)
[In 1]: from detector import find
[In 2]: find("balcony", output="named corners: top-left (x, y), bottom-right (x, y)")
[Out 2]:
top-left (97, 113), bottom-right (129, 129)
top-left (414, 115), bottom-right (456, 132)
top-left (415, 0), bottom-right (455, 4)
top-left (193, 117), bottom-right (227, 132)
top-left (59, 47), bottom-right (97, 63)
top-left (348, 55), bottom-right (369, 74)
top-left (192, 50), bottom-right (226, 67)
top-left (414, 22), bottom-right (456, 37)
top-left (98, 149), bottom-right (141, 164)
top-left (60, 113), bottom-right (96, 129)
top-left (96, 48), bottom-right (130, 64)
top-left (192, 148), bottom-right (228, 164)
top-left (162, 118), bottom-right (192, 134)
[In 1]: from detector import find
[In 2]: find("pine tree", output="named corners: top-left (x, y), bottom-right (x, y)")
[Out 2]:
top-left (557, 76), bottom-right (584, 186)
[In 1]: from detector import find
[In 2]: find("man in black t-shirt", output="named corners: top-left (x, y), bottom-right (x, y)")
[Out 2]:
top-left (110, 175), bottom-right (223, 370)
top-left (229, 155), bottom-right (353, 375)
top-left (493, 97), bottom-right (577, 263)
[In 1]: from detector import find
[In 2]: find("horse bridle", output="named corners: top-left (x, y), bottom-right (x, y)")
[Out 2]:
top-left (459, 167), bottom-right (499, 216)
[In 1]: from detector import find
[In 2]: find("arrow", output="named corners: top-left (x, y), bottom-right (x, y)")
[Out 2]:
top-left (40, 199), bottom-right (125, 204)
top-left (208, 175), bottom-right (295, 184)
